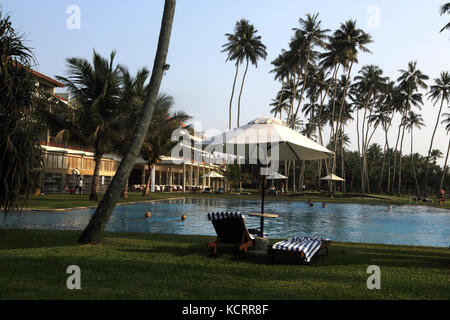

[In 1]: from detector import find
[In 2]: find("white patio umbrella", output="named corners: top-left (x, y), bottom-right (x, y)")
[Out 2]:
top-left (203, 116), bottom-right (333, 237)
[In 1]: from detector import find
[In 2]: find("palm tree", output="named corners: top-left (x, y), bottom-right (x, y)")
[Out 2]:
top-left (395, 61), bottom-right (429, 195)
top-left (403, 111), bottom-right (425, 196)
top-left (78, 0), bottom-right (176, 244)
top-left (225, 19), bottom-right (267, 128)
top-left (441, 113), bottom-right (450, 190)
top-left (423, 71), bottom-right (450, 195)
top-left (139, 94), bottom-right (190, 196)
top-left (222, 22), bottom-right (245, 129)
top-left (331, 21), bottom-right (373, 187)
top-left (291, 13), bottom-right (329, 124)
top-left (440, 2), bottom-right (450, 33)
top-left (56, 50), bottom-right (122, 201)
top-left (353, 65), bottom-right (387, 192)
top-left (0, 11), bottom-right (57, 213)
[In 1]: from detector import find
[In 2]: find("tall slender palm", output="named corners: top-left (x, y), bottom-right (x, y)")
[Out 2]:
top-left (56, 51), bottom-right (122, 201)
top-left (78, 0), bottom-right (176, 244)
top-left (423, 71), bottom-right (450, 195)
top-left (403, 111), bottom-right (425, 196)
top-left (225, 19), bottom-right (267, 128)
top-left (440, 2), bottom-right (450, 33)
top-left (222, 22), bottom-right (246, 129)
top-left (440, 112), bottom-right (450, 190)
top-left (291, 13), bottom-right (330, 124)
top-left (353, 65), bottom-right (387, 192)
top-left (395, 61), bottom-right (429, 195)
top-left (331, 20), bottom-right (373, 185)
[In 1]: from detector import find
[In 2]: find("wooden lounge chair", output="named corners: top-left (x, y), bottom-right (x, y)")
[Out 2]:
top-left (268, 236), bottom-right (331, 264)
top-left (207, 212), bottom-right (261, 256)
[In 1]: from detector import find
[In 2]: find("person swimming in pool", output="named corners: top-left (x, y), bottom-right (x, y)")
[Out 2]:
top-left (145, 211), bottom-right (151, 218)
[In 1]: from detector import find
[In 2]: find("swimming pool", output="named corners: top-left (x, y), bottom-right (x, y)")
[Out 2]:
top-left (1, 198), bottom-right (449, 247)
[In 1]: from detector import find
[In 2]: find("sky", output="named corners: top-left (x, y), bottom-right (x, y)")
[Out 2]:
top-left (2, 0), bottom-right (450, 165)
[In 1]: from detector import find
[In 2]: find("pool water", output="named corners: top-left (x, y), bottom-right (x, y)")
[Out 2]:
top-left (1, 198), bottom-right (449, 247)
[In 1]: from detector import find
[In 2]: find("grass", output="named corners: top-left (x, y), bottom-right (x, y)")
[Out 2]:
top-left (23, 191), bottom-right (450, 210)
top-left (0, 229), bottom-right (449, 300)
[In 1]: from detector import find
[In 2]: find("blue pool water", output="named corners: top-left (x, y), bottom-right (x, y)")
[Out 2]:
top-left (1, 198), bottom-right (449, 247)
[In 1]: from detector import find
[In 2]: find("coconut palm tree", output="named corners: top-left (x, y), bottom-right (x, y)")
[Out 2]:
top-left (441, 113), bottom-right (450, 190)
top-left (139, 94), bottom-right (190, 196)
top-left (331, 21), bottom-right (373, 187)
top-left (403, 111), bottom-right (425, 196)
top-left (423, 71), bottom-right (450, 195)
top-left (440, 2), bottom-right (450, 33)
top-left (222, 22), bottom-right (246, 129)
top-left (352, 65), bottom-right (387, 192)
top-left (56, 50), bottom-right (122, 201)
top-left (78, 0), bottom-right (176, 244)
top-left (225, 19), bottom-right (267, 128)
top-left (291, 13), bottom-right (330, 124)
top-left (395, 61), bottom-right (429, 195)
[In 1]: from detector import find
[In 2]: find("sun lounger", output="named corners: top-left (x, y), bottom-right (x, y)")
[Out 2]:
top-left (207, 212), bottom-right (263, 255)
top-left (268, 236), bottom-right (331, 264)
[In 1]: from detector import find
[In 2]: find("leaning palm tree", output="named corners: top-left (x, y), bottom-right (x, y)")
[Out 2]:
top-left (440, 2), bottom-right (450, 33)
top-left (423, 71), bottom-right (450, 195)
top-left (56, 50), bottom-right (122, 201)
top-left (403, 111), bottom-right (425, 197)
top-left (77, 0), bottom-right (176, 244)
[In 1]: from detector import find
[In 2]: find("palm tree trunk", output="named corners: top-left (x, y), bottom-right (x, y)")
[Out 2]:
top-left (423, 97), bottom-right (445, 196)
top-left (292, 44), bottom-right (312, 124)
top-left (89, 154), bottom-right (102, 201)
top-left (378, 137), bottom-right (387, 193)
top-left (237, 58), bottom-right (249, 128)
top-left (77, 0), bottom-right (176, 244)
top-left (410, 127), bottom-right (421, 196)
top-left (391, 117), bottom-right (403, 194)
top-left (440, 138), bottom-right (450, 190)
top-left (397, 94), bottom-right (411, 196)
top-left (332, 61), bottom-right (354, 178)
top-left (228, 63), bottom-right (240, 129)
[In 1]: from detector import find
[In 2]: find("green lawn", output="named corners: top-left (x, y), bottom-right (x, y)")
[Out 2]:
top-left (0, 229), bottom-right (448, 299)
top-left (23, 191), bottom-right (450, 210)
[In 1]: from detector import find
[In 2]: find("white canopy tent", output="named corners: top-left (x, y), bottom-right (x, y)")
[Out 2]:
top-left (320, 174), bottom-right (345, 182)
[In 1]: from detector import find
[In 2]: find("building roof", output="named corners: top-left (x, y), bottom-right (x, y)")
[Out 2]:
top-left (31, 69), bottom-right (64, 88)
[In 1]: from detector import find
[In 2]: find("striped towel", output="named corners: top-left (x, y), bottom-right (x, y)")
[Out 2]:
top-left (207, 211), bottom-right (244, 221)
top-left (272, 236), bottom-right (329, 262)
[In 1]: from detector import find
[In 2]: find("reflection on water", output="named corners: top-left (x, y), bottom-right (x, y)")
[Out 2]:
top-left (1, 199), bottom-right (449, 247)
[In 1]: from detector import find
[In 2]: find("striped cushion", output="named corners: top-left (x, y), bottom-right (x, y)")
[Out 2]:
top-left (207, 211), bottom-right (245, 221)
top-left (272, 237), bottom-right (328, 262)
